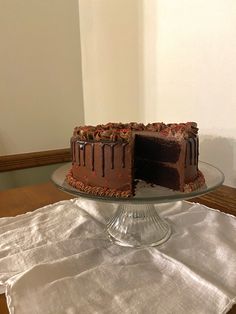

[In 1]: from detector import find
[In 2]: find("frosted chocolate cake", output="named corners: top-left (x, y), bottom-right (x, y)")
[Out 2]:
top-left (66, 122), bottom-right (205, 197)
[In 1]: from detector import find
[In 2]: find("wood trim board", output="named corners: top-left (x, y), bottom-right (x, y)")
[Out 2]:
top-left (0, 149), bottom-right (71, 172)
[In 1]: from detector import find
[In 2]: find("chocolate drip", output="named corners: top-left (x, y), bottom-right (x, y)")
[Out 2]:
top-left (79, 142), bottom-right (85, 166)
top-left (74, 141), bottom-right (126, 176)
top-left (73, 142), bottom-right (76, 161)
top-left (111, 146), bottom-right (114, 169)
top-left (101, 142), bottom-right (119, 175)
top-left (196, 137), bottom-right (199, 165)
top-left (101, 144), bottom-right (105, 177)
top-left (101, 143), bottom-right (118, 174)
top-left (189, 139), bottom-right (193, 165)
top-left (184, 143), bottom-right (187, 168)
top-left (76, 141), bottom-right (81, 166)
top-left (78, 147), bottom-right (80, 166)
top-left (71, 139), bottom-right (76, 162)
top-left (110, 143), bottom-right (116, 169)
top-left (193, 138), bottom-right (197, 165)
top-left (91, 143), bottom-right (95, 171)
top-left (77, 141), bottom-right (96, 170)
top-left (82, 144), bottom-right (86, 166)
top-left (122, 143), bottom-right (127, 168)
top-left (189, 138), bottom-right (196, 165)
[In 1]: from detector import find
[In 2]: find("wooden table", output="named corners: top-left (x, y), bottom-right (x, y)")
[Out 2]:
top-left (0, 182), bottom-right (236, 314)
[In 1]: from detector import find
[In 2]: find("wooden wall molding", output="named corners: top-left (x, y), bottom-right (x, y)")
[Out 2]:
top-left (0, 148), bottom-right (71, 172)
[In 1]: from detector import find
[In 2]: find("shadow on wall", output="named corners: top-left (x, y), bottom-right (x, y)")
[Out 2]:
top-left (200, 135), bottom-right (236, 188)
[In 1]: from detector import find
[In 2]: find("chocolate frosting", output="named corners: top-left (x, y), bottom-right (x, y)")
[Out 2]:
top-left (72, 122), bottom-right (198, 143)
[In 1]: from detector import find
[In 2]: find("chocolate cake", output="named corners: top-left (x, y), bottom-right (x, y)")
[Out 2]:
top-left (66, 122), bottom-right (205, 197)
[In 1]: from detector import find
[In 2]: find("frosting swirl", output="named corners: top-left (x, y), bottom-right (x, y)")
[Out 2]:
top-left (72, 122), bottom-right (198, 142)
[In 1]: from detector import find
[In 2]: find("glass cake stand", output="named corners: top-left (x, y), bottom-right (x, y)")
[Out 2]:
top-left (51, 161), bottom-right (224, 248)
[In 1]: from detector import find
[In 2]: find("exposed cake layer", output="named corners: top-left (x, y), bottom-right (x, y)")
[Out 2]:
top-left (134, 134), bottom-right (199, 191)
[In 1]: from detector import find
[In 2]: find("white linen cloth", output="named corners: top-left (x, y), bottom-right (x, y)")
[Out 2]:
top-left (0, 199), bottom-right (236, 314)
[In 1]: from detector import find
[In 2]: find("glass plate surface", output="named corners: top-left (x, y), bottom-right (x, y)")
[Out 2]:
top-left (51, 161), bottom-right (224, 204)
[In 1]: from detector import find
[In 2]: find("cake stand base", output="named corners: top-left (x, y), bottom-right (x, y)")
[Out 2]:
top-left (52, 162), bottom-right (224, 248)
top-left (106, 204), bottom-right (171, 247)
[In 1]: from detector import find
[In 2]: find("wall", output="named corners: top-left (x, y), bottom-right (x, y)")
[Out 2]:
top-left (0, 0), bottom-right (84, 155)
top-left (153, 0), bottom-right (236, 187)
top-left (78, 0), bottom-right (143, 124)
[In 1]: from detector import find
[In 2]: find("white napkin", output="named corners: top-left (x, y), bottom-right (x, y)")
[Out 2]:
top-left (0, 199), bottom-right (236, 314)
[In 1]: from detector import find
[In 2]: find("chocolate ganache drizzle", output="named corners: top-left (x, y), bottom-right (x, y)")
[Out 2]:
top-left (100, 142), bottom-right (128, 176)
top-left (72, 140), bottom-right (128, 178)
top-left (184, 137), bottom-right (198, 167)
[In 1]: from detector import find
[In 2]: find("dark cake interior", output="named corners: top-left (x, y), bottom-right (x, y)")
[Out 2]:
top-left (134, 134), bottom-right (199, 191)
top-left (135, 135), bottom-right (183, 190)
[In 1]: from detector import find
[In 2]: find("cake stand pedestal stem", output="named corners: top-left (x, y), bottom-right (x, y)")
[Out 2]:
top-left (106, 203), bottom-right (171, 247)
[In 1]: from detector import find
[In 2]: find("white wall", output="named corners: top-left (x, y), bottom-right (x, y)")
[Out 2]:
top-left (155, 0), bottom-right (236, 131)
top-left (0, 0), bottom-right (84, 155)
top-left (153, 0), bottom-right (236, 187)
top-left (78, 0), bottom-right (143, 124)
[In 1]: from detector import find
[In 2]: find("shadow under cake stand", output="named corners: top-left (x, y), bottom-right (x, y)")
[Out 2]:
top-left (51, 161), bottom-right (224, 248)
